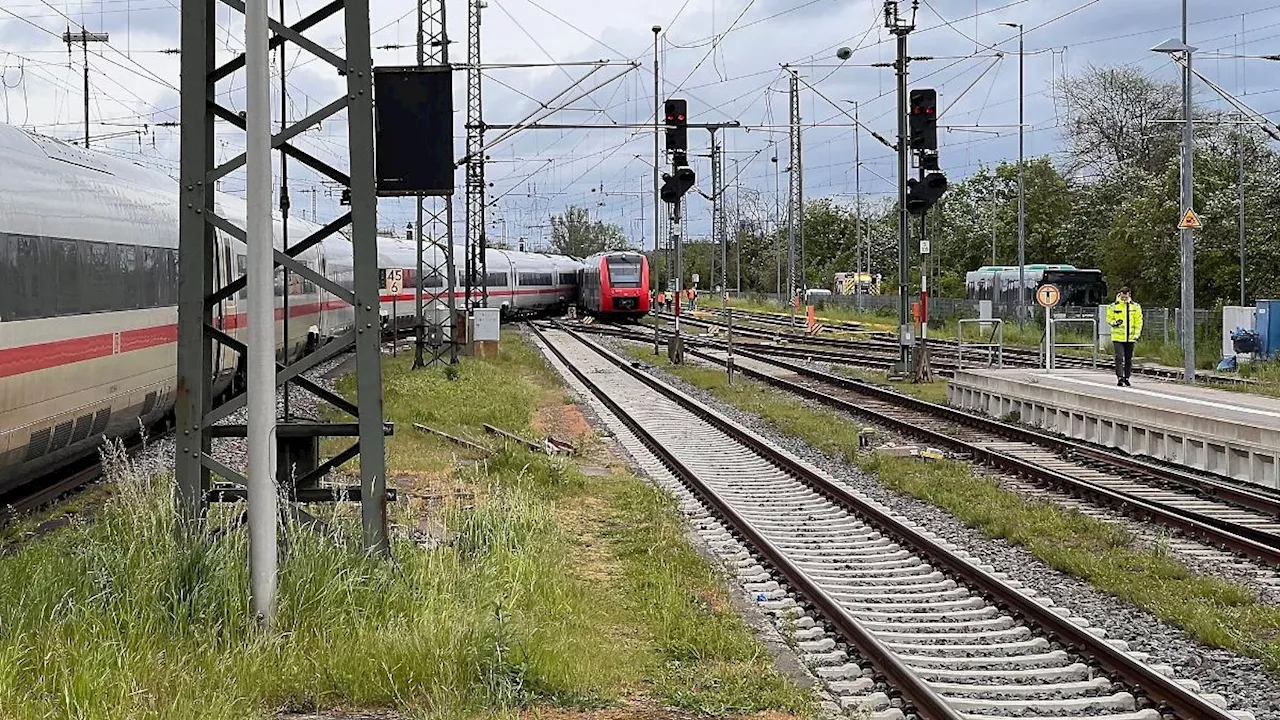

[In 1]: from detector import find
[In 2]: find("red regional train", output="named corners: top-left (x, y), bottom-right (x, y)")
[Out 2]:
top-left (577, 251), bottom-right (650, 321)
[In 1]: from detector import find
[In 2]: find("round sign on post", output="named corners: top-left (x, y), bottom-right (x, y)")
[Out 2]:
top-left (1036, 283), bottom-right (1060, 309)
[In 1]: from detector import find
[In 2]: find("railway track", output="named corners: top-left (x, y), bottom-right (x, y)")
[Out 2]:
top-left (532, 322), bottom-right (1251, 720)
top-left (666, 342), bottom-right (1280, 571)
top-left (679, 308), bottom-right (1256, 387)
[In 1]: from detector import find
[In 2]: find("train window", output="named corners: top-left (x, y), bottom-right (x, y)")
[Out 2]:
top-left (80, 241), bottom-right (113, 313)
top-left (421, 272), bottom-right (444, 289)
top-left (517, 272), bottom-right (553, 286)
top-left (237, 255), bottom-right (248, 299)
top-left (485, 271), bottom-right (508, 287)
top-left (558, 272), bottom-right (575, 285)
top-left (51, 239), bottom-right (80, 316)
top-left (606, 257), bottom-right (642, 288)
top-left (138, 246), bottom-right (159, 308)
top-left (158, 249), bottom-right (177, 307)
top-left (0, 235), bottom-right (13, 321)
top-left (12, 236), bottom-right (46, 320)
top-left (116, 244), bottom-right (138, 310)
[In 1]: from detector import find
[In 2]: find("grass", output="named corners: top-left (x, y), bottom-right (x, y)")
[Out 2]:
top-left (0, 330), bottom-right (814, 719)
top-left (635, 348), bottom-right (1280, 671)
top-left (824, 364), bottom-right (950, 405)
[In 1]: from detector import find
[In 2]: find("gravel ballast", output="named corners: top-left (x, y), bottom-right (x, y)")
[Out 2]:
top-left (600, 336), bottom-right (1280, 720)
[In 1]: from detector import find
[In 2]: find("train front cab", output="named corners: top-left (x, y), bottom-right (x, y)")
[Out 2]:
top-left (599, 253), bottom-right (649, 320)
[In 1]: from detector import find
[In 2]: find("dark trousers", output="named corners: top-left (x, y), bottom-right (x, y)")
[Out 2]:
top-left (1114, 341), bottom-right (1135, 379)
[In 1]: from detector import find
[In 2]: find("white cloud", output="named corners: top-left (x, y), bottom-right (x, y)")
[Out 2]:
top-left (1, 0), bottom-right (1277, 245)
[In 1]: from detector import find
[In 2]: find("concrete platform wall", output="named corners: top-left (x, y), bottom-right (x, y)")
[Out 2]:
top-left (947, 371), bottom-right (1280, 490)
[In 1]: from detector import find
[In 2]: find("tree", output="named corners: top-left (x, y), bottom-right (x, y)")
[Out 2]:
top-left (548, 206), bottom-right (630, 257)
top-left (1054, 64), bottom-right (1184, 175)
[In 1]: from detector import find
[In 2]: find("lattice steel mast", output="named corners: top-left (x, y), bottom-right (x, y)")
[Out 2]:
top-left (177, 0), bottom-right (389, 552)
top-left (414, 0), bottom-right (458, 368)
top-left (787, 70), bottom-right (803, 324)
top-left (465, 0), bottom-right (487, 309)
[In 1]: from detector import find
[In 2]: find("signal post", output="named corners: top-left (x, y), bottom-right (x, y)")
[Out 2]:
top-left (903, 82), bottom-right (948, 382)
top-left (659, 99), bottom-right (695, 362)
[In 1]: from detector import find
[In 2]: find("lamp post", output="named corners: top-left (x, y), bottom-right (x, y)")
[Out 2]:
top-left (1000, 21), bottom-right (1025, 327)
top-left (1152, 15), bottom-right (1198, 385)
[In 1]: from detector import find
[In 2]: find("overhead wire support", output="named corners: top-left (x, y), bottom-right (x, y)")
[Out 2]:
top-left (414, 0), bottom-right (459, 370)
top-left (177, 0), bottom-right (390, 556)
top-left (886, 0), bottom-right (917, 374)
top-left (465, 0), bottom-right (487, 311)
top-left (787, 68), bottom-right (803, 327)
top-left (785, 68), bottom-right (896, 151)
top-left (62, 26), bottom-right (109, 147)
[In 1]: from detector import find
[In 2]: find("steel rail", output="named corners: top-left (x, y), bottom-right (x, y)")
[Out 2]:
top-left (531, 323), bottom-right (964, 720)
top-left (702, 308), bottom-right (1256, 386)
top-left (541, 322), bottom-right (1241, 720)
top-left (685, 344), bottom-right (1280, 567)
top-left (719, 344), bottom-right (1280, 519)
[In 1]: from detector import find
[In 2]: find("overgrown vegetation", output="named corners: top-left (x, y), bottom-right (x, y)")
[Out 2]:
top-left (0, 331), bottom-right (813, 719)
top-left (637, 346), bottom-right (1280, 670)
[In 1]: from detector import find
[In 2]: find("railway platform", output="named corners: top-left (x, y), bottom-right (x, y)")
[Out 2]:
top-left (947, 369), bottom-right (1280, 489)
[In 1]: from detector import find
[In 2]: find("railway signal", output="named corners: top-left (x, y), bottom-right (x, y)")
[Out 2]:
top-left (660, 166), bottom-right (696, 203)
top-left (665, 98), bottom-right (688, 165)
top-left (905, 171), bottom-right (948, 214)
top-left (908, 88), bottom-right (938, 151)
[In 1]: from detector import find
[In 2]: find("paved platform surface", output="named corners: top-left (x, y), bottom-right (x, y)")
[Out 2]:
top-left (948, 369), bottom-right (1280, 489)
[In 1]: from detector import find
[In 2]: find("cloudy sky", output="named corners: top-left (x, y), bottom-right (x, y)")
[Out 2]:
top-left (1, 0), bottom-right (1278, 249)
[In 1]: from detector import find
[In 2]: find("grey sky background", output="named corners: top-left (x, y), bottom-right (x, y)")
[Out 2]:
top-left (1, 0), bottom-right (1278, 248)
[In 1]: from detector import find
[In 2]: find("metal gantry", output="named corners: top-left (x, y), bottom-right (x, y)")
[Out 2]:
top-left (464, 0), bottom-right (488, 309)
top-left (414, 0), bottom-right (458, 369)
top-left (710, 133), bottom-right (725, 295)
top-left (176, 0), bottom-right (389, 553)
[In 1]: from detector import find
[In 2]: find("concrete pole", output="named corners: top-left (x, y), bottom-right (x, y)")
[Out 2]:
top-left (652, 25), bottom-right (661, 355)
top-left (773, 151), bottom-right (781, 297)
top-left (1180, 1), bottom-right (1196, 384)
top-left (733, 157), bottom-right (741, 295)
top-left (894, 29), bottom-right (911, 370)
top-left (787, 71), bottom-right (798, 327)
top-left (854, 101), bottom-right (862, 310)
top-left (1016, 24), bottom-right (1026, 328)
top-left (245, 0), bottom-right (278, 629)
top-left (1238, 118), bottom-right (1246, 307)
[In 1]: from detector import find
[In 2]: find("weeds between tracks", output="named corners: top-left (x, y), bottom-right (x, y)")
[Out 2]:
top-left (0, 330), bottom-right (812, 720)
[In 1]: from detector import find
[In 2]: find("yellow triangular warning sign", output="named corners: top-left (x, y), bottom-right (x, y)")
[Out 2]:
top-left (1179, 209), bottom-right (1202, 229)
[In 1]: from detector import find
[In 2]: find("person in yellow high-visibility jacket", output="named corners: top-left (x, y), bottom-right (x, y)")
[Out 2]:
top-left (1106, 286), bottom-right (1143, 387)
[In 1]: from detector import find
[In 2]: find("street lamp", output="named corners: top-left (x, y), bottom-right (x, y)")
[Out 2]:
top-left (1001, 21), bottom-right (1025, 327)
top-left (1152, 22), bottom-right (1198, 385)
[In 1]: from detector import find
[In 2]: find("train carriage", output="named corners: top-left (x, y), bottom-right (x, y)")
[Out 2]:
top-left (578, 251), bottom-right (650, 320)
top-left (374, 242), bottom-right (581, 328)
top-left (0, 122), bottom-right (343, 495)
top-left (0, 119), bottom-right (588, 497)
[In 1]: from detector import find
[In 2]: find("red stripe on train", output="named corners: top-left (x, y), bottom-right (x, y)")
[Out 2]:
top-left (0, 288), bottom-right (570, 379)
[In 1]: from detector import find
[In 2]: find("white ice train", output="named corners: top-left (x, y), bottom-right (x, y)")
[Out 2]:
top-left (373, 237), bottom-right (580, 329)
top-left (0, 122), bottom-right (359, 495)
top-left (0, 121), bottom-right (585, 496)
